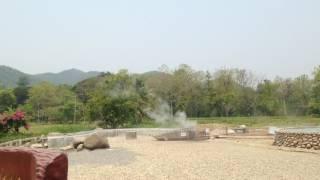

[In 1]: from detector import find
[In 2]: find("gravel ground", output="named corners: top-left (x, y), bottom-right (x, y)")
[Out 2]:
top-left (68, 136), bottom-right (320, 180)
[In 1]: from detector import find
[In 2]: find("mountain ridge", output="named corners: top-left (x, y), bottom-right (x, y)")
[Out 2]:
top-left (0, 65), bottom-right (101, 87)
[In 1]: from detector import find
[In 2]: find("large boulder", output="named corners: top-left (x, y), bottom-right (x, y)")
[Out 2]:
top-left (83, 134), bottom-right (110, 150)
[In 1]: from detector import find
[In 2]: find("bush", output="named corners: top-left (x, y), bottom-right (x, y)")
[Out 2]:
top-left (101, 96), bottom-right (140, 128)
top-left (0, 110), bottom-right (29, 133)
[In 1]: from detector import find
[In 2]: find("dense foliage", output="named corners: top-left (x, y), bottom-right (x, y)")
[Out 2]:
top-left (0, 64), bottom-right (319, 128)
top-left (86, 70), bottom-right (151, 128)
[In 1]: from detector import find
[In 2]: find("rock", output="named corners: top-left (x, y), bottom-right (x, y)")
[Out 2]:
top-left (73, 137), bottom-right (85, 149)
top-left (40, 134), bottom-right (46, 139)
top-left (77, 144), bottom-right (84, 152)
top-left (60, 145), bottom-right (74, 151)
top-left (31, 143), bottom-right (45, 149)
top-left (227, 129), bottom-right (235, 134)
top-left (212, 135), bottom-right (220, 139)
top-left (306, 144), bottom-right (312, 149)
top-left (84, 134), bottom-right (110, 150)
top-left (24, 142), bottom-right (31, 147)
top-left (239, 125), bottom-right (247, 129)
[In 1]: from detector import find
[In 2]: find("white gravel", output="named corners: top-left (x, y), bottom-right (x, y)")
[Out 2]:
top-left (68, 136), bottom-right (320, 180)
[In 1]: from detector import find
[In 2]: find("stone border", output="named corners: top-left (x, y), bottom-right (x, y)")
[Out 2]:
top-left (47, 128), bottom-right (181, 148)
top-left (0, 136), bottom-right (47, 147)
top-left (0, 128), bottom-right (181, 148)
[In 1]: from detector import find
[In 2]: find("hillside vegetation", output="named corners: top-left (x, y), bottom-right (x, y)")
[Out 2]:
top-left (0, 64), bottom-right (319, 130)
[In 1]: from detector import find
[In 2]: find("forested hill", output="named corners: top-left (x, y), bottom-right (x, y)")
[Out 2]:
top-left (0, 65), bottom-right (100, 87)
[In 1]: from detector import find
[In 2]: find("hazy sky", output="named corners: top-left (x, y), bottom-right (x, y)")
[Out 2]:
top-left (0, 0), bottom-right (319, 78)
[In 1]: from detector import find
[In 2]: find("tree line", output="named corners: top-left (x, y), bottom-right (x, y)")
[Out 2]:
top-left (0, 64), bottom-right (319, 127)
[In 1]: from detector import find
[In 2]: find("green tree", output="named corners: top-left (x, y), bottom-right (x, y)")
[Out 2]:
top-left (0, 89), bottom-right (16, 113)
top-left (233, 69), bottom-right (256, 116)
top-left (211, 69), bottom-right (237, 116)
top-left (274, 77), bottom-right (293, 116)
top-left (256, 80), bottom-right (281, 115)
top-left (309, 66), bottom-right (320, 116)
top-left (87, 70), bottom-right (150, 127)
top-left (145, 64), bottom-right (205, 117)
top-left (288, 75), bottom-right (312, 115)
top-left (101, 96), bottom-right (140, 128)
top-left (14, 76), bottom-right (30, 105)
top-left (27, 82), bottom-right (78, 122)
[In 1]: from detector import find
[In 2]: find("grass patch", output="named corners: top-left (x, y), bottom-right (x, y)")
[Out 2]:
top-left (189, 116), bottom-right (320, 127)
top-left (2, 116), bottom-right (320, 143)
top-left (0, 122), bottom-right (95, 143)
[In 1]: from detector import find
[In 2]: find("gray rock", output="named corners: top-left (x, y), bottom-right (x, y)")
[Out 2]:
top-left (84, 134), bottom-right (110, 150)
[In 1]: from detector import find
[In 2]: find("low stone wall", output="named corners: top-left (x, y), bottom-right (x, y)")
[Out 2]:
top-left (0, 136), bottom-right (47, 148)
top-left (273, 130), bottom-right (320, 150)
top-left (47, 128), bottom-right (180, 148)
top-left (0, 128), bottom-right (182, 148)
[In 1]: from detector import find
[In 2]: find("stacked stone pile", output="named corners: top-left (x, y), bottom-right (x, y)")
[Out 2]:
top-left (274, 131), bottom-right (320, 150)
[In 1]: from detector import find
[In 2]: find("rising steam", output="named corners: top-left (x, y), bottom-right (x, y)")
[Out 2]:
top-left (144, 100), bottom-right (196, 128)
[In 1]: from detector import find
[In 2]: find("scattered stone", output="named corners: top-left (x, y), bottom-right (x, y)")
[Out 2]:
top-left (227, 129), bottom-right (235, 134)
top-left (213, 135), bottom-right (220, 139)
top-left (77, 144), bottom-right (84, 152)
top-left (84, 134), bottom-right (110, 150)
top-left (307, 144), bottom-right (312, 149)
top-left (31, 143), bottom-right (45, 149)
top-left (73, 137), bottom-right (85, 149)
top-left (24, 142), bottom-right (31, 147)
top-left (239, 125), bottom-right (247, 129)
top-left (60, 145), bottom-right (74, 151)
